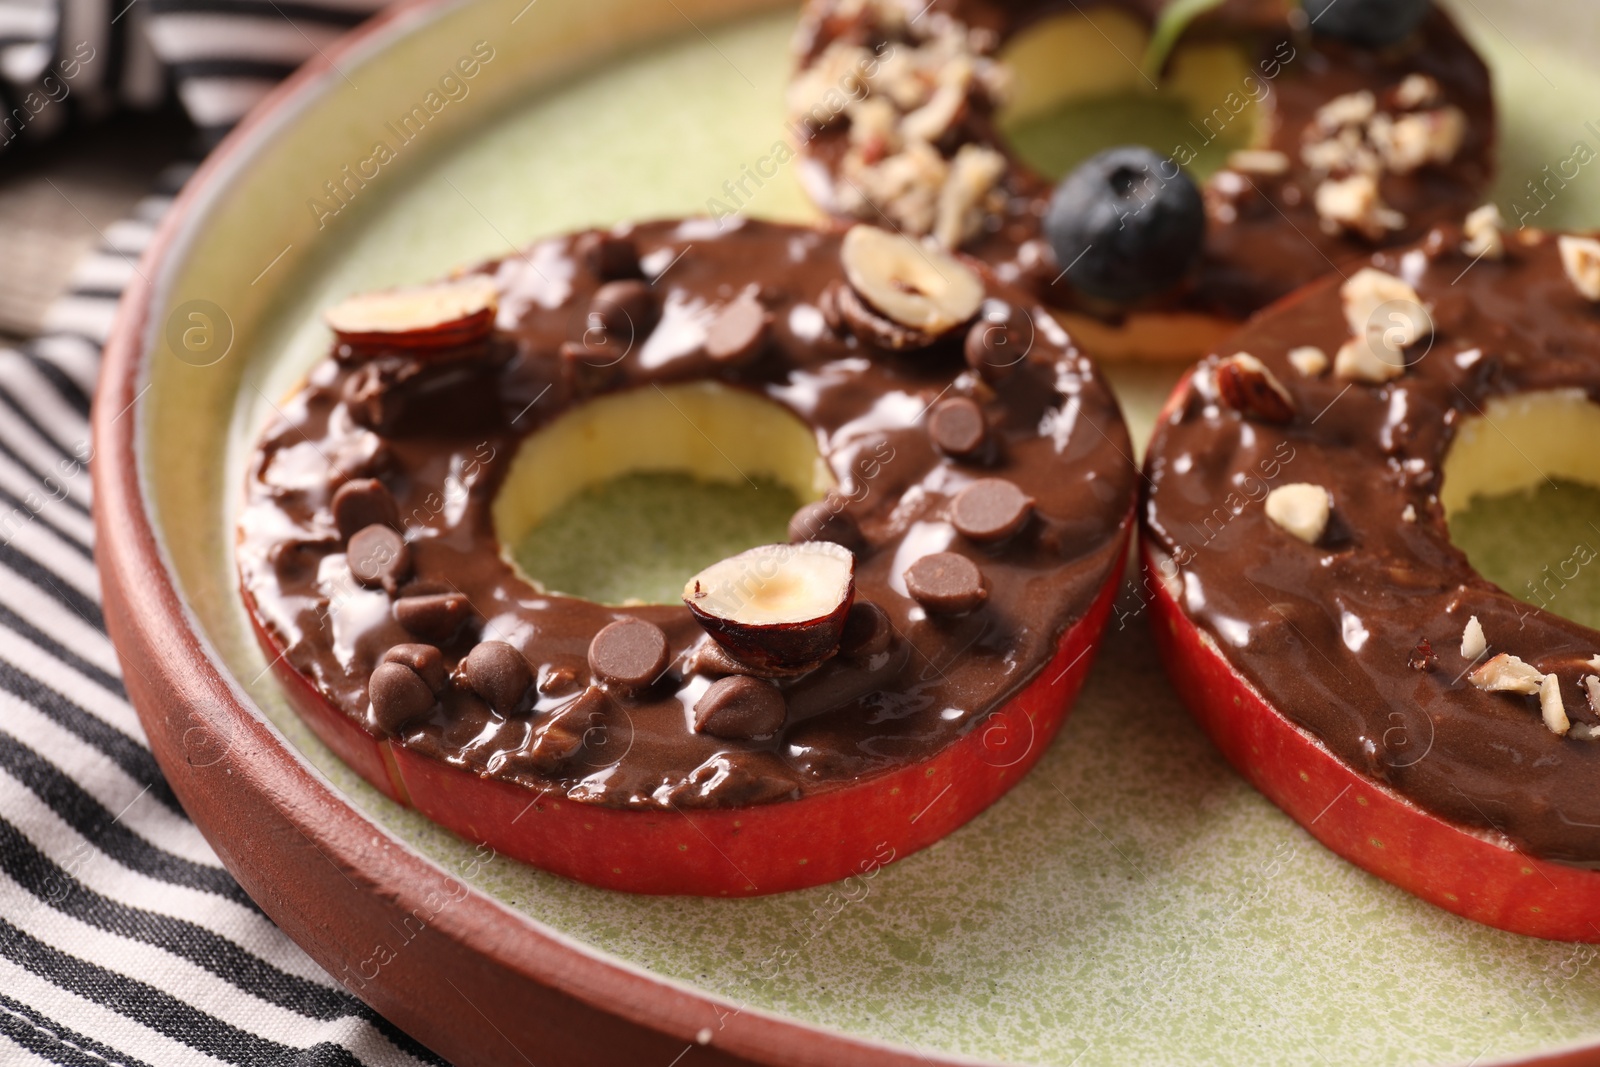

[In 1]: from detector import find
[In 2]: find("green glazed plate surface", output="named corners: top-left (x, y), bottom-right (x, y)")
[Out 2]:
top-left (140, 2), bottom-right (1600, 1062)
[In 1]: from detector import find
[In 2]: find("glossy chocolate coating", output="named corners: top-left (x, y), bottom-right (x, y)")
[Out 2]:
top-left (793, 0), bottom-right (1494, 323)
top-left (1143, 226), bottom-right (1600, 866)
top-left (237, 218), bottom-right (1135, 811)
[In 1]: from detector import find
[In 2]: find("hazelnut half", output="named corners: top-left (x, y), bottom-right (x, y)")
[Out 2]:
top-left (839, 225), bottom-right (984, 338)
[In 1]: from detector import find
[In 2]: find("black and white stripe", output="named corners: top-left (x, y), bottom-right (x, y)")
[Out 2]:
top-left (1, 172), bottom-right (447, 1064)
top-left (0, 0), bottom-right (386, 151)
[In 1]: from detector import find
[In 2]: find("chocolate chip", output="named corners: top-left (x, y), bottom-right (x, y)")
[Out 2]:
top-left (588, 280), bottom-right (658, 344)
top-left (383, 643), bottom-right (447, 694)
top-left (339, 358), bottom-right (473, 438)
top-left (268, 539), bottom-right (331, 584)
top-left (687, 639), bottom-right (814, 680)
top-left (927, 396), bottom-right (988, 459)
top-left (839, 600), bottom-right (893, 658)
top-left (688, 640), bottom-right (746, 678)
top-left (347, 524), bottom-right (410, 592)
top-left (788, 499), bottom-right (861, 549)
top-left (368, 661), bottom-right (435, 734)
top-left (331, 478), bottom-right (398, 539)
top-left (964, 302), bottom-right (1031, 381)
top-left (904, 552), bottom-right (988, 614)
top-left (462, 640), bottom-right (533, 714)
top-left (693, 675), bottom-right (787, 740)
top-left (341, 363), bottom-right (389, 431)
top-left (705, 292), bottom-right (771, 364)
top-left (950, 478), bottom-right (1035, 542)
top-left (588, 617), bottom-right (670, 690)
top-left (393, 592), bottom-right (472, 643)
top-left (576, 231), bottom-right (641, 281)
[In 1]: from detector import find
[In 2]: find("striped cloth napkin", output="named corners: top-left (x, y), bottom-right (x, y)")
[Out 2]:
top-left (0, 0), bottom-right (455, 1062)
top-left (0, 0), bottom-right (383, 149)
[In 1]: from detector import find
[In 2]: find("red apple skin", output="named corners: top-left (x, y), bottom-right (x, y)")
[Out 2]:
top-left (246, 520), bottom-right (1130, 896)
top-left (1142, 376), bottom-right (1600, 942)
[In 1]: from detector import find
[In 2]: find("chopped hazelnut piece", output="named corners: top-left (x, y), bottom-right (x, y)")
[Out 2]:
top-left (1301, 128), bottom-right (1378, 176)
top-left (1540, 674), bottom-right (1571, 736)
top-left (1214, 352), bottom-right (1295, 423)
top-left (1394, 74), bottom-right (1440, 109)
top-left (1461, 615), bottom-right (1486, 660)
top-left (1461, 204), bottom-right (1505, 261)
top-left (1288, 346), bottom-right (1329, 377)
top-left (1401, 504), bottom-right (1416, 523)
top-left (847, 96), bottom-right (899, 155)
top-left (1315, 90), bottom-right (1376, 130)
top-left (787, 42), bottom-right (877, 129)
top-left (792, 18), bottom-right (1011, 248)
top-left (1334, 335), bottom-right (1407, 384)
top-left (933, 144), bottom-right (1006, 250)
top-left (1340, 268), bottom-right (1433, 349)
top-left (1315, 174), bottom-right (1405, 239)
top-left (1469, 653), bottom-right (1544, 695)
top-left (1558, 235), bottom-right (1600, 301)
top-left (1366, 108), bottom-right (1466, 175)
top-left (1580, 676), bottom-right (1600, 739)
top-left (901, 79), bottom-right (968, 144)
top-left (1264, 484), bottom-right (1331, 544)
top-left (1227, 149), bottom-right (1291, 176)
top-left (839, 141), bottom-right (947, 235)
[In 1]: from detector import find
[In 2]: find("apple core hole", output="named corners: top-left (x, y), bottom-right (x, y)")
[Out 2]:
top-left (1442, 389), bottom-right (1600, 628)
top-left (995, 8), bottom-right (1262, 183)
top-left (491, 382), bottom-right (835, 606)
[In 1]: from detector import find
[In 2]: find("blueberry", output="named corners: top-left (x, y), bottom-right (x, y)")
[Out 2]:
top-left (1044, 146), bottom-right (1205, 304)
top-left (1303, 0), bottom-right (1430, 47)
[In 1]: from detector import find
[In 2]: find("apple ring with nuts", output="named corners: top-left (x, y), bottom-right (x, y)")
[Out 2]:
top-left (788, 0), bottom-right (1494, 361)
top-left (1141, 219), bottom-right (1600, 940)
top-left (237, 217), bottom-right (1137, 896)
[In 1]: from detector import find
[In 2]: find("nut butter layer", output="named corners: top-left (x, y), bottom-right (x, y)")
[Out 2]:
top-left (789, 0), bottom-right (1493, 324)
top-left (238, 218), bottom-right (1136, 812)
top-left (1143, 222), bottom-right (1600, 866)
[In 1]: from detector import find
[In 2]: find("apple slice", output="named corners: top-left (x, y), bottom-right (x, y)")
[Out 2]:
top-left (683, 541), bottom-right (855, 671)
top-left (248, 525), bottom-right (1129, 896)
top-left (1145, 543), bottom-right (1600, 943)
top-left (1142, 372), bottom-right (1600, 943)
top-left (324, 275), bottom-right (498, 351)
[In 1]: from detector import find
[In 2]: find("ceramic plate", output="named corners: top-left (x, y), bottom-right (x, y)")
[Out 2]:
top-left (94, 0), bottom-right (1600, 1063)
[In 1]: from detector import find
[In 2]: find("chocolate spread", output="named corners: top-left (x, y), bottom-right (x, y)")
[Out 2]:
top-left (1143, 226), bottom-right (1600, 866)
top-left (237, 218), bottom-right (1136, 811)
top-left (792, 0), bottom-right (1494, 322)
